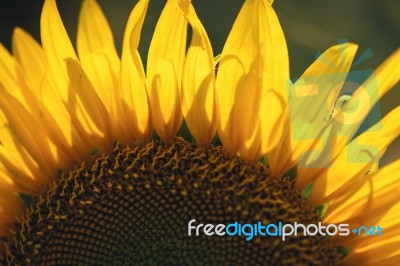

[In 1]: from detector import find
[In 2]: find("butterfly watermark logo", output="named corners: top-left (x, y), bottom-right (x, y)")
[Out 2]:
top-left (287, 40), bottom-right (381, 169)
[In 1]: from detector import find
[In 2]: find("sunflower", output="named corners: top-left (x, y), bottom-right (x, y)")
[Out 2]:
top-left (0, 0), bottom-right (399, 265)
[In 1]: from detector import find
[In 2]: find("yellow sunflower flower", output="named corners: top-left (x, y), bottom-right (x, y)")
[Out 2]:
top-left (0, 0), bottom-right (399, 265)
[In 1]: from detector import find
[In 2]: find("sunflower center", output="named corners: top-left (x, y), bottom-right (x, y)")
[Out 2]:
top-left (3, 138), bottom-right (340, 265)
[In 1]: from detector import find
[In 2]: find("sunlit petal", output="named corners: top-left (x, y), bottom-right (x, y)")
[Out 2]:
top-left (77, 0), bottom-right (121, 138)
top-left (178, 0), bottom-right (216, 146)
top-left (41, 0), bottom-right (112, 152)
top-left (120, 0), bottom-right (152, 144)
top-left (146, 0), bottom-right (187, 143)
top-left (216, 0), bottom-right (289, 162)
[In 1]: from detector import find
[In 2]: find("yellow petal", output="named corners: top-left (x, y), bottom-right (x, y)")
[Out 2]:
top-left (64, 59), bottom-right (112, 149)
top-left (0, 43), bottom-right (27, 106)
top-left (0, 45), bottom-right (71, 187)
top-left (0, 89), bottom-right (53, 194)
top-left (77, 0), bottom-right (121, 134)
top-left (307, 105), bottom-right (400, 204)
top-left (345, 201), bottom-right (400, 247)
top-left (374, 48), bottom-right (400, 100)
top-left (36, 70), bottom-right (91, 162)
top-left (4, 36), bottom-right (84, 179)
top-left (0, 86), bottom-right (56, 178)
top-left (0, 42), bottom-right (50, 132)
top-left (41, 0), bottom-right (78, 95)
top-left (41, 0), bottom-right (111, 151)
top-left (146, 0), bottom-right (187, 143)
top-left (351, 48), bottom-right (400, 122)
top-left (0, 191), bottom-right (24, 236)
top-left (265, 123), bottom-right (295, 178)
top-left (119, 0), bottom-right (152, 144)
top-left (344, 240), bottom-right (400, 266)
top-left (0, 136), bottom-right (43, 194)
top-left (77, 0), bottom-right (120, 68)
top-left (10, 29), bottom-right (88, 160)
top-left (0, 46), bottom-right (52, 168)
top-left (342, 200), bottom-right (400, 266)
top-left (12, 27), bottom-right (46, 92)
top-left (178, 0), bottom-right (216, 146)
top-left (216, 0), bottom-right (289, 162)
top-left (324, 159), bottom-right (400, 224)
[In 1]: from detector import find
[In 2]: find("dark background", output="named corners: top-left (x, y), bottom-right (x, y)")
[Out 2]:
top-left (0, 0), bottom-right (399, 165)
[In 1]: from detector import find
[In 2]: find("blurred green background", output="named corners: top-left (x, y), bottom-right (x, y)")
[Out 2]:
top-left (0, 0), bottom-right (399, 165)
